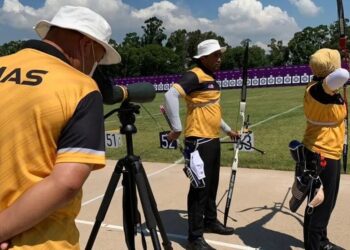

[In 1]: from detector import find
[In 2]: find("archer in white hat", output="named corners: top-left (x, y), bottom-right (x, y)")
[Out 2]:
top-left (191, 39), bottom-right (227, 73)
top-left (163, 39), bottom-right (237, 250)
top-left (0, 6), bottom-right (120, 250)
top-left (193, 39), bottom-right (227, 59)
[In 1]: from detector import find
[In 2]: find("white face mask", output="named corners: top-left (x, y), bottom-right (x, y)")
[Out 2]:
top-left (89, 43), bottom-right (99, 76)
top-left (89, 62), bottom-right (98, 77)
top-left (82, 43), bottom-right (99, 76)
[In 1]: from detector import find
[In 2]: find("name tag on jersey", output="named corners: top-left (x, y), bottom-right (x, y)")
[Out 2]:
top-left (105, 130), bottom-right (123, 148)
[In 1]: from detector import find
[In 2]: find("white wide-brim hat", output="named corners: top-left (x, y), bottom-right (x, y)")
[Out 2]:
top-left (193, 39), bottom-right (226, 59)
top-left (34, 5), bottom-right (121, 65)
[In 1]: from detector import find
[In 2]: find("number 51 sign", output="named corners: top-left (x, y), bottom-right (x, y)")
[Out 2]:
top-left (105, 130), bottom-right (123, 148)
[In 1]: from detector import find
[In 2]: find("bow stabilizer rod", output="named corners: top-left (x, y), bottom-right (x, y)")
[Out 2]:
top-left (336, 0), bottom-right (349, 173)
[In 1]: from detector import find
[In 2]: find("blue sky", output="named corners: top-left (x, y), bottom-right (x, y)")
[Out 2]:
top-left (0, 0), bottom-right (349, 48)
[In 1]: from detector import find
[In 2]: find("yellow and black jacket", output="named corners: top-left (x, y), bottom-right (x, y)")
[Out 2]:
top-left (303, 81), bottom-right (346, 160)
top-left (0, 40), bottom-right (105, 249)
top-left (172, 63), bottom-right (222, 138)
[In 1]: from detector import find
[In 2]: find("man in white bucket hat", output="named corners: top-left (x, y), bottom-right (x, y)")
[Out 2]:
top-left (164, 39), bottom-right (238, 250)
top-left (193, 39), bottom-right (227, 60)
top-left (0, 5), bottom-right (120, 249)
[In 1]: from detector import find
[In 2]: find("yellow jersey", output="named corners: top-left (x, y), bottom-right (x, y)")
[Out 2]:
top-left (0, 40), bottom-right (105, 249)
top-left (303, 81), bottom-right (346, 159)
top-left (173, 65), bottom-right (222, 138)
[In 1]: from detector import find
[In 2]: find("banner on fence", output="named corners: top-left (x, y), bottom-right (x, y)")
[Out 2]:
top-left (113, 65), bottom-right (313, 92)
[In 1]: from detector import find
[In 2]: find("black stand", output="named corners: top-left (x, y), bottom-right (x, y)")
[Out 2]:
top-left (85, 102), bottom-right (172, 250)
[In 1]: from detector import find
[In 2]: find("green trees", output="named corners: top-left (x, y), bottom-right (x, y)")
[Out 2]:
top-left (267, 39), bottom-right (289, 66)
top-left (1, 17), bottom-right (349, 76)
top-left (288, 25), bottom-right (331, 65)
top-left (141, 17), bottom-right (167, 46)
top-left (0, 40), bottom-right (25, 56)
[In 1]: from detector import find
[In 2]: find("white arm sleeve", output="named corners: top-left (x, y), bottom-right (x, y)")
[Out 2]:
top-left (220, 119), bottom-right (232, 133)
top-left (164, 87), bottom-right (182, 132)
top-left (324, 68), bottom-right (350, 91)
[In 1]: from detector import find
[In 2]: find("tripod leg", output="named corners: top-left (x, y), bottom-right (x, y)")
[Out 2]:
top-left (132, 160), bottom-right (163, 250)
top-left (123, 166), bottom-right (138, 250)
top-left (137, 162), bottom-right (173, 250)
top-left (85, 160), bottom-right (124, 250)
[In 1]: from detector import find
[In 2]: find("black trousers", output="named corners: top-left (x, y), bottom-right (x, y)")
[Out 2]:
top-left (185, 137), bottom-right (221, 241)
top-left (303, 157), bottom-right (341, 250)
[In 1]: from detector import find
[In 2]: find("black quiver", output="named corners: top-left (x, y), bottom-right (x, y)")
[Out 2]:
top-left (288, 140), bottom-right (324, 213)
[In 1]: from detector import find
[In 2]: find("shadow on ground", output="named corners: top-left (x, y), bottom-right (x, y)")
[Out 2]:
top-left (158, 209), bottom-right (189, 249)
top-left (232, 203), bottom-right (304, 250)
top-left (220, 187), bottom-right (304, 249)
top-left (155, 188), bottom-right (305, 250)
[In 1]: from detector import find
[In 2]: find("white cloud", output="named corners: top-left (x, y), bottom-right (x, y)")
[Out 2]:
top-left (215, 0), bottom-right (300, 45)
top-left (254, 41), bottom-right (270, 52)
top-left (129, 0), bottom-right (300, 47)
top-left (130, 1), bottom-right (212, 32)
top-left (0, 0), bottom-right (38, 28)
top-left (0, 0), bottom-right (140, 42)
top-left (0, 0), bottom-right (301, 47)
top-left (289, 0), bottom-right (321, 17)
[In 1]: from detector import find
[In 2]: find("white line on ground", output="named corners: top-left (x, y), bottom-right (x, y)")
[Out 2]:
top-left (81, 105), bottom-right (300, 249)
top-left (249, 104), bottom-right (302, 128)
top-left (105, 112), bottom-right (165, 123)
top-left (221, 104), bottom-right (302, 141)
top-left (76, 219), bottom-right (259, 250)
top-left (84, 104), bottom-right (302, 206)
top-left (82, 161), bottom-right (183, 206)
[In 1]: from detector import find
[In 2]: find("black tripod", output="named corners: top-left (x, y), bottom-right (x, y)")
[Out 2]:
top-left (86, 101), bottom-right (172, 250)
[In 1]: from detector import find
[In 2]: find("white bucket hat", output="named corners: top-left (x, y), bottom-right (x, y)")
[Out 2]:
top-left (34, 5), bottom-right (121, 65)
top-left (193, 39), bottom-right (227, 59)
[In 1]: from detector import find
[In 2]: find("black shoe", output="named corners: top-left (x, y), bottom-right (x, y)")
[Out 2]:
top-left (320, 242), bottom-right (345, 250)
top-left (186, 237), bottom-right (216, 250)
top-left (204, 220), bottom-right (235, 235)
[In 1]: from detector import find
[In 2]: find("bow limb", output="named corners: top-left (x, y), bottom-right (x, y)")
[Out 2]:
top-left (223, 40), bottom-right (249, 227)
top-left (336, 0), bottom-right (349, 173)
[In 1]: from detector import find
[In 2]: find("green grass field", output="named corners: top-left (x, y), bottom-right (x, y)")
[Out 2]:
top-left (103, 85), bottom-right (346, 172)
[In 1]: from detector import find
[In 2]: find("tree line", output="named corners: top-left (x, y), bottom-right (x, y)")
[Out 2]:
top-left (0, 16), bottom-right (349, 77)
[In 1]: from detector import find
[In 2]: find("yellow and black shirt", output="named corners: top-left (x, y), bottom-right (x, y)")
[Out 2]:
top-left (0, 40), bottom-right (105, 249)
top-left (303, 81), bottom-right (346, 160)
top-left (172, 63), bottom-right (222, 138)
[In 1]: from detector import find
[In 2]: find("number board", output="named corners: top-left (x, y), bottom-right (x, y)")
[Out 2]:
top-left (159, 131), bottom-right (178, 149)
top-left (105, 130), bottom-right (123, 148)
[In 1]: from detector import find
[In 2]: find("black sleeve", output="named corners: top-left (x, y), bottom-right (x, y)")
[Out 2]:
top-left (178, 71), bottom-right (200, 94)
top-left (58, 91), bottom-right (105, 152)
top-left (309, 82), bottom-right (344, 105)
